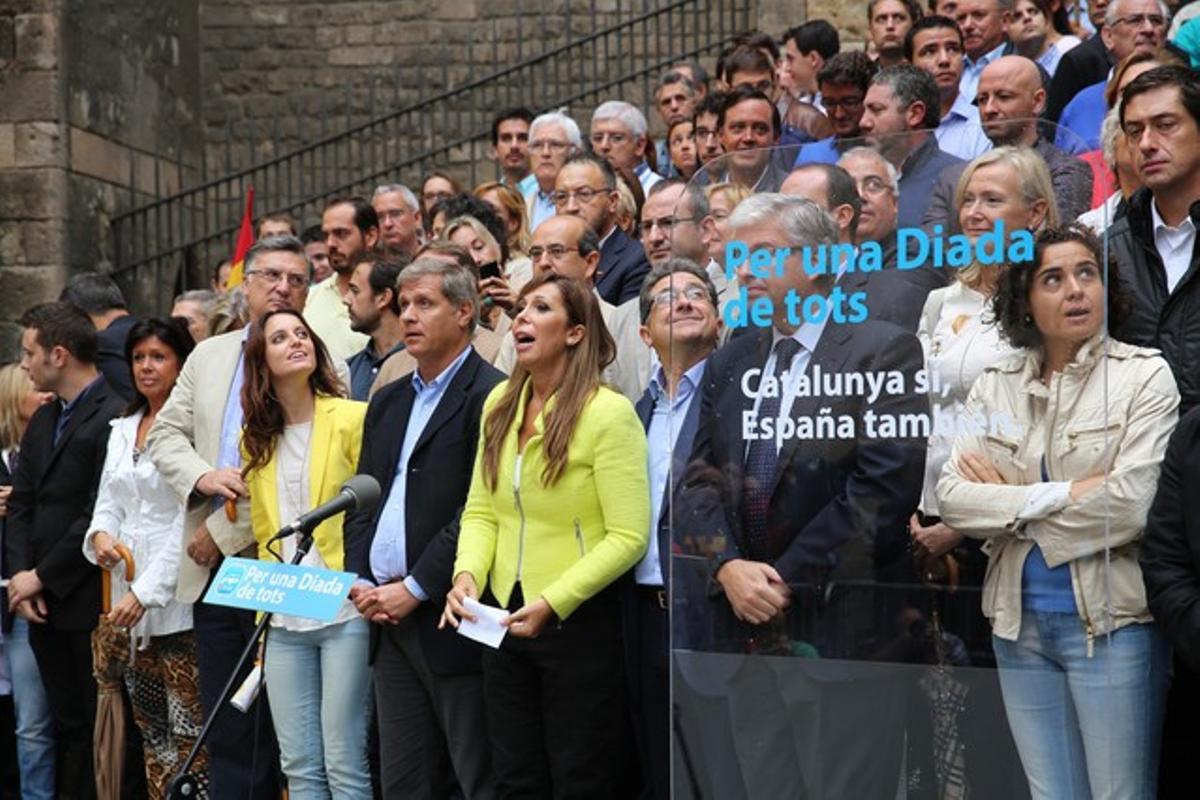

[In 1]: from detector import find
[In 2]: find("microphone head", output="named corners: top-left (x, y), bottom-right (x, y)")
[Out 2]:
top-left (341, 475), bottom-right (382, 512)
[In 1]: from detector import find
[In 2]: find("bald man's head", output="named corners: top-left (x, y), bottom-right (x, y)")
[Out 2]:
top-left (976, 56), bottom-right (1045, 146)
top-left (781, 165), bottom-right (831, 207)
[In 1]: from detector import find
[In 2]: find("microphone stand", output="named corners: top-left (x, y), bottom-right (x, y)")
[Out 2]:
top-left (167, 520), bottom-right (316, 799)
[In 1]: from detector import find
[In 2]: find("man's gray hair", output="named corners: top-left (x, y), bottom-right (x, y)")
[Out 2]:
top-left (1105, 0), bottom-right (1169, 27)
top-left (592, 100), bottom-right (649, 138)
top-left (647, 178), bottom-right (710, 219)
top-left (173, 288), bottom-right (219, 311)
top-left (373, 183), bottom-right (420, 212)
top-left (396, 256), bottom-right (481, 333)
top-left (729, 193), bottom-right (838, 252)
top-left (839, 146), bottom-right (900, 194)
top-left (638, 257), bottom-right (720, 323)
top-left (656, 70), bottom-right (698, 95)
top-left (244, 234), bottom-right (311, 278)
top-left (530, 110), bottom-right (583, 148)
top-left (870, 64), bottom-right (942, 130)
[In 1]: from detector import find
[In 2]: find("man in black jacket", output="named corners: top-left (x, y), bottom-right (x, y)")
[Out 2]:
top-left (344, 257), bottom-right (503, 799)
top-left (6, 301), bottom-right (125, 800)
top-left (1110, 66), bottom-right (1200, 412)
top-left (59, 272), bottom-right (138, 402)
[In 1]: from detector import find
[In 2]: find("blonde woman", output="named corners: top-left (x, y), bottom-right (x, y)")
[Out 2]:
top-left (444, 214), bottom-right (520, 335)
top-left (474, 181), bottom-right (533, 261)
top-left (0, 364), bottom-right (54, 799)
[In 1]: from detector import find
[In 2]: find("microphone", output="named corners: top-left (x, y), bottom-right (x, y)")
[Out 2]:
top-left (269, 475), bottom-right (381, 541)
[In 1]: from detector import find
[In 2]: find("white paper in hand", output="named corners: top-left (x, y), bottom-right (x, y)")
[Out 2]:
top-left (456, 597), bottom-right (508, 649)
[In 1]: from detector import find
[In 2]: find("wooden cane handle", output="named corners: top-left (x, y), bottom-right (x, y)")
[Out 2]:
top-left (225, 498), bottom-right (238, 523)
top-left (99, 543), bottom-right (136, 618)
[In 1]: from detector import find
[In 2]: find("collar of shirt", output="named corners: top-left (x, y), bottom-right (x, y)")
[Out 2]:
top-left (634, 161), bottom-right (652, 179)
top-left (946, 91), bottom-right (978, 123)
top-left (771, 312), bottom-right (827, 355)
top-left (898, 134), bottom-right (937, 180)
top-left (59, 374), bottom-right (104, 417)
top-left (412, 343), bottom-right (473, 396)
top-left (597, 224), bottom-right (616, 251)
top-left (649, 358), bottom-right (707, 407)
top-left (965, 40), bottom-right (1008, 73)
top-left (361, 338), bottom-right (406, 369)
top-left (1151, 198), bottom-right (1198, 240)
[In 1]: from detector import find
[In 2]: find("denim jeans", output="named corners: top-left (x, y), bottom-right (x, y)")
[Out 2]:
top-left (993, 613), bottom-right (1169, 800)
top-left (263, 617), bottom-right (372, 800)
top-left (6, 617), bottom-right (56, 800)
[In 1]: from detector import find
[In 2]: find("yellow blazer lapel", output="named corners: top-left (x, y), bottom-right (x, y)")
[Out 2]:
top-left (259, 453), bottom-right (282, 534)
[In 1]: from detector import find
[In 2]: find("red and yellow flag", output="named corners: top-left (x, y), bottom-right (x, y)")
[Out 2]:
top-left (224, 186), bottom-right (256, 289)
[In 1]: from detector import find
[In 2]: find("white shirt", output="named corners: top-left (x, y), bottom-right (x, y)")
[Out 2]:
top-left (748, 318), bottom-right (829, 456)
top-left (1152, 201), bottom-right (1198, 294)
top-left (84, 412), bottom-right (193, 646)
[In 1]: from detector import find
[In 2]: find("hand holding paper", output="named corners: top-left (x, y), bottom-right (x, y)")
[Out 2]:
top-left (456, 597), bottom-right (508, 649)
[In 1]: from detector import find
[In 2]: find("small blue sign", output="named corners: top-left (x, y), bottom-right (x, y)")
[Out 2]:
top-left (204, 557), bottom-right (354, 622)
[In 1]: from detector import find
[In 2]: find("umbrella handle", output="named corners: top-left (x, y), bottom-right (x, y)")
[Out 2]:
top-left (99, 544), bottom-right (137, 617)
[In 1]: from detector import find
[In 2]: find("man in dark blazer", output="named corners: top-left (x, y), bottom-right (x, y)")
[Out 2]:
top-left (676, 195), bottom-right (927, 797)
top-left (6, 301), bottom-right (126, 800)
top-left (624, 258), bottom-right (721, 800)
top-left (345, 257), bottom-right (503, 799)
top-left (59, 272), bottom-right (138, 402)
top-left (552, 153), bottom-right (651, 306)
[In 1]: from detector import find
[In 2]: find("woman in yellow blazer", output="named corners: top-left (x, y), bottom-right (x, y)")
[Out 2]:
top-left (442, 273), bottom-right (650, 797)
top-left (240, 309), bottom-right (371, 800)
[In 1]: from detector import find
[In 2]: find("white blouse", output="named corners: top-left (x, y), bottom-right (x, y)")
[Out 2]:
top-left (84, 411), bottom-right (192, 644)
top-left (917, 281), bottom-right (1020, 515)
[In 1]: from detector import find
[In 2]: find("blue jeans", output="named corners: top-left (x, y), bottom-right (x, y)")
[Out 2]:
top-left (263, 618), bottom-right (372, 800)
top-left (993, 613), bottom-right (1169, 800)
top-left (5, 617), bottom-right (56, 800)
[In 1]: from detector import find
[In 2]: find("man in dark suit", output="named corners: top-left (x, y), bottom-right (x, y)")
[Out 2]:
top-left (345, 256), bottom-right (503, 799)
top-left (625, 258), bottom-right (721, 800)
top-left (59, 272), bottom-right (138, 402)
top-left (552, 153), bottom-right (651, 305)
top-left (6, 301), bottom-right (126, 800)
top-left (677, 195), bottom-right (927, 797)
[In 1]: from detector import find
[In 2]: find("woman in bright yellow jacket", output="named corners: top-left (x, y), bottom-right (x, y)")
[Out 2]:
top-left (442, 272), bottom-right (650, 797)
top-left (240, 309), bottom-right (371, 799)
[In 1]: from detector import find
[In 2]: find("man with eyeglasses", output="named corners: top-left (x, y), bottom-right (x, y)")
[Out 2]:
top-left (624, 257), bottom-right (721, 800)
top-left (795, 52), bottom-right (880, 166)
top-left (640, 179), bottom-right (728, 303)
top-left (590, 100), bottom-right (663, 195)
top-left (693, 92), bottom-right (727, 168)
top-left (523, 110), bottom-right (582, 231)
top-left (495, 214), bottom-right (650, 400)
top-left (371, 183), bottom-right (422, 259)
top-left (552, 153), bottom-right (651, 306)
top-left (1056, 0), bottom-right (1170, 151)
top-left (306, 196), bottom-right (378, 361)
top-left (147, 235), bottom-right (323, 800)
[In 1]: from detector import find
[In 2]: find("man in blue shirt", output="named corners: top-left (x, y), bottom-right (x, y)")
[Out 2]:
top-left (345, 257), bottom-right (504, 799)
top-left (627, 258), bottom-right (721, 800)
top-left (523, 111), bottom-right (582, 231)
top-left (955, 0), bottom-right (1015, 101)
top-left (908, 15), bottom-right (993, 160)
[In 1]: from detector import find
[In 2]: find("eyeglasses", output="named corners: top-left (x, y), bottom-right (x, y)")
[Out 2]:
top-left (529, 139), bottom-right (571, 152)
top-left (528, 244), bottom-right (581, 260)
top-left (246, 268), bottom-right (309, 289)
top-left (1111, 13), bottom-right (1165, 27)
top-left (650, 284), bottom-right (711, 309)
top-left (695, 127), bottom-right (720, 141)
top-left (590, 131), bottom-right (630, 146)
top-left (822, 96), bottom-right (865, 111)
top-left (639, 216), bottom-right (697, 236)
top-left (857, 176), bottom-right (893, 197)
top-left (550, 187), bottom-right (611, 206)
top-left (377, 209), bottom-right (411, 221)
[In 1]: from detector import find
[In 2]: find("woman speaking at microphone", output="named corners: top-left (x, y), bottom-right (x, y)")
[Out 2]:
top-left (441, 273), bottom-right (650, 797)
top-left (240, 308), bottom-right (370, 799)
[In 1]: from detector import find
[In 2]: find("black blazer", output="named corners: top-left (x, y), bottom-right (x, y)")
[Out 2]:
top-left (4, 377), bottom-right (125, 631)
top-left (344, 348), bottom-right (504, 674)
top-left (595, 226), bottom-right (651, 306)
top-left (96, 314), bottom-right (138, 402)
top-left (1045, 34), bottom-right (1113, 123)
top-left (677, 320), bottom-right (927, 656)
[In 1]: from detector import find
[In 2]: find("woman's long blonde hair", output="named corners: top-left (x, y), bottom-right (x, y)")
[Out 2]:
top-left (0, 364), bottom-right (33, 451)
top-left (955, 146), bottom-right (1060, 290)
top-left (473, 181), bottom-right (531, 257)
top-left (480, 273), bottom-right (615, 491)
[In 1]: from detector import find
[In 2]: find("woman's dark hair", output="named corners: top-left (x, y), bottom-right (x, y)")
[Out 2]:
top-left (123, 316), bottom-right (196, 416)
top-left (992, 224), bottom-right (1132, 349)
top-left (240, 309), bottom-right (345, 478)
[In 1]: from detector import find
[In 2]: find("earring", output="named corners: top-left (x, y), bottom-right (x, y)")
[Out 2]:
top-left (1024, 313), bottom-right (1033, 325)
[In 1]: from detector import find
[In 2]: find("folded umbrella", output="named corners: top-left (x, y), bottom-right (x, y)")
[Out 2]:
top-left (93, 543), bottom-right (135, 800)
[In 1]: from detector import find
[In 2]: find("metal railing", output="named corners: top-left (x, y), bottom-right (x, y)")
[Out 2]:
top-left (110, 0), bottom-right (753, 312)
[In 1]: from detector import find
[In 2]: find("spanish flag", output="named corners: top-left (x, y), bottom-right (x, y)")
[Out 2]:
top-left (224, 186), bottom-right (256, 289)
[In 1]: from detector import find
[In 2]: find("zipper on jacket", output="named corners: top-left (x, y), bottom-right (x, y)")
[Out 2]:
top-left (574, 518), bottom-right (585, 558)
top-left (513, 454), bottom-right (527, 581)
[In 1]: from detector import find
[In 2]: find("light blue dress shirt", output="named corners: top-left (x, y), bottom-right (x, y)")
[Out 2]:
top-left (959, 41), bottom-right (1009, 107)
top-left (527, 187), bottom-right (556, 230)
top-left (213, 325), bottom-right (250, 511)
top-left (515, 173), bottom-right (538, 197)
top-left (635, 360), bottom-right (707, 586)
top-left (369, 345), bottom-right (473, 599)
top-left (935, 93), bottom-right (992, 161)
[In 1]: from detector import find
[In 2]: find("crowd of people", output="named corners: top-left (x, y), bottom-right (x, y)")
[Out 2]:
top-left (1, 1), bottom-right (1200, 798)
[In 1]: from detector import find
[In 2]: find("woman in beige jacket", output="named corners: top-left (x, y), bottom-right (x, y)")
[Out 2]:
top-left (937, 224), bottom-right (1178, 800)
